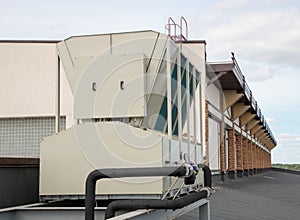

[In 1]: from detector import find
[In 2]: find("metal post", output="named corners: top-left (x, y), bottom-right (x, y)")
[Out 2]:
top-left (199, 201), bottom-right (210, 220)
top-left (166, 39), bottom-right (172, 164)
top-left (177, 49), bottom-right (182, 157)
top-left (193, 66), bottom-right (197, 163)
top-left (198, 73), bottom-right (203, 163)
top-left (186, 60), bottom-right (190, 161)
top-left (55, 53), bottom-right (60, 134)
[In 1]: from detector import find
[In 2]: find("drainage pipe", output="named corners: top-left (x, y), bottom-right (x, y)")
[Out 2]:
top-left (85, 166), bottom-right (188, 220)
top-left (105, 190), bottom-right (208, 219)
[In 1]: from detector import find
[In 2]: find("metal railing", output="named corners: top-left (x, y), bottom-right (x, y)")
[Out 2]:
top-left (251, 96), bottom-right (257, 111)
top-left (244, 80), bottom-right (251, 101)
top-left (165, 16), bottom-right (188, 45)
top-left (231, 53), bottom-right (276, 144)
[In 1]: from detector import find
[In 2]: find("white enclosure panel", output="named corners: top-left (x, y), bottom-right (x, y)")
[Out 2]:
top-left (40, 122), bottom-right (163, 196)
top-left (73, 53), bottom-right (146, 118)
top-left (208, 118), bottom-right (220, 170)
top-left (57, 35), bottom-right (111, 94)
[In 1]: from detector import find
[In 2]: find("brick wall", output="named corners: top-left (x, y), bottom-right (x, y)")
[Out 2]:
top-left (236, 133), bottom-right (243, 171)
top-left (228, 127), bottom-right (235, 171)
top-left (242, 137), bottom-right (248, 171)
top-left (220, 126), bottom-right (226, 173)
top-left (248, 140), bottom-right (252, 170)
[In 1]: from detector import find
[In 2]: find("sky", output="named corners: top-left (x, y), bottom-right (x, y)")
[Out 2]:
top-left (1, 0), bottom-right (299, 163)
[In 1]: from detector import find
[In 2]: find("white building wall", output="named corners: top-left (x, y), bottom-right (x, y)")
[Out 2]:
top-left (205, 76), bottom-right (222, 171)
top-left (0, 42), bottom-right (73, 128)
top-left (206, 83), bottom-right (220, 110)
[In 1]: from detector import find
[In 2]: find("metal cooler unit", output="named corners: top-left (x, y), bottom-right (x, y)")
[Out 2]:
top-left (39, 30), bottom-right (209, 213)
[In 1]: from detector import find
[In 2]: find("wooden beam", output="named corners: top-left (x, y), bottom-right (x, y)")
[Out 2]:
top-left (223, 90), bottom-right (243, 110)
top-left (265, 139), bottom-right (272, 147)
top-left (261, 135), bottom-right (270, 143)
top-left (250, 124), bottom-right (260, 135)
top-left (269, 139), bottom-right (275, 147)
top-left (258, 130), bottom-right (268, 140)
top-left (231, 102), bottom-right (251, 121)
top-left (255, 129), bottom-right (266, 139)
top-left (240, 111), bottom-right (256, 127)
top-left (266, 139), bottom-right (276, 150)
top-left (251, 124), bottom-right (263, 135)
top-left (246, 119), bottom-right (259, 131)
top-left (258, 133), bottom-right (268, 143)
top-left (269, 143), bottom-right (276, 150)
top-left (262, 137), bottom-right (271, 146)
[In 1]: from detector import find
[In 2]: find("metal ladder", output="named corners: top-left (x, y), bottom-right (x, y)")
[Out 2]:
top-left (165, 16), bottom-right (188, 47)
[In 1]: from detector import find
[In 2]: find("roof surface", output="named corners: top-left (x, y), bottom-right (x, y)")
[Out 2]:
top-left (180, 170), bottom-right (300, 220)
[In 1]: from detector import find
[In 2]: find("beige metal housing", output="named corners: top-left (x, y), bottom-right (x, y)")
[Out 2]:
top-left (40, 121), bottom-right (203, 198)
top-left (40, 31), bottom-right (206, 199)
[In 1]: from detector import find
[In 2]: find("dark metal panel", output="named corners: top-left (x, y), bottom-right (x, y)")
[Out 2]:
top-left (0, 167), bottom-right (39, 208)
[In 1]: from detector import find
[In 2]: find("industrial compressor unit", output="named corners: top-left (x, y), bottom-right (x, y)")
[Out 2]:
top-left (40, 30), bottom-right (208, 202)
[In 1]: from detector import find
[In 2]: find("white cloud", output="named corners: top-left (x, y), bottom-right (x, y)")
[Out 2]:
top-left (191, 1), bottom-right (300, 80)
top-left (277, 134), bottom-right (300, 146)
top-left (272, 133), bottom-right (300, 163)
top-left (266, 118), bottom-right (276, 123)
top-left (242, 63), bottom-right (274, 82)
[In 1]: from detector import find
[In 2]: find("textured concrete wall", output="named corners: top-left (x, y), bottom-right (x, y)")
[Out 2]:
top-left (0, 166), bottom-right (39, 208)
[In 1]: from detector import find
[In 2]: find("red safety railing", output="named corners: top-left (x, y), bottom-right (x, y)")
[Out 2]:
top-left (165, 16), bottom-right (188, 47)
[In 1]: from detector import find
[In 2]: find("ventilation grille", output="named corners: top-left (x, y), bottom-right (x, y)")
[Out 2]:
top-left (0, 117), bottom-right (66, 158)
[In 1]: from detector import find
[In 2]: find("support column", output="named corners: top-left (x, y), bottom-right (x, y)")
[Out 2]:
top-left (252, 141), bottom-right (256, 174)
top-left (228, 126), bottom-right (235, 179)
top-left (254, 144), bottom-right (259, 173)
top-left (248, 139), bottom-right (253, 175)
top-left (267, 151), bottom-right (270, 169)
top-left (258, 147), bottom-right (262, 172)
top-left (242, 136), bottom-right (249, 176)
top-left (205, 100), bottom-right (209, 166)
top-left (261, 148), bottom-right (264, 171)
top-left (262, 150), bottom-right (266, 170)
top-left (220, 93), bottom-right (226, 181)
top-left (236, 133), bottom-right (243, 177)
top-left (257, 145), bottom-right (260, 172)
top-left (262, 148), bottom-right (264, 171)
top-left (55, 54), bottom-right (60, 134)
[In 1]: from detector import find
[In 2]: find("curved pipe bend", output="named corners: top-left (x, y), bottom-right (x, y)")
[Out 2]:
top-left (105, 190), bottom-right (208, 219)
top-left (85, 166), bottom-right (187, 220)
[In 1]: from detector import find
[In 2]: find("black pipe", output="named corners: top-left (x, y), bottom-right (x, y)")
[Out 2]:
top-left (85, 166), bottom-right (187, 220)
top-left (105, 190), bottom-right (208, 219)
top-left (202, 166), bottom-right (212, 188)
